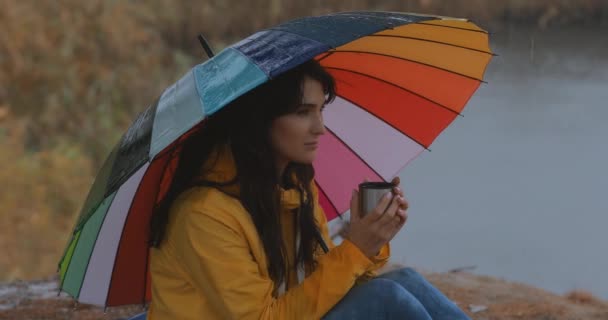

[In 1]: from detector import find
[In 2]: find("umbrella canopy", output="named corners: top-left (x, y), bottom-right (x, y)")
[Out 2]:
top-left (58, 11), bottom-right (493, 307)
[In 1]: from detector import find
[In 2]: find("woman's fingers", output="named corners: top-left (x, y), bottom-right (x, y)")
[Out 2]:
top-left (372, 198), bottom-right (405, 243)
top-left (396, 209), bottom-right (408, 228)
top-left (376, 195), bottom-right (401, 226)
top-left (383, 208), bottom-right (407, 239)
top-left (392, 186), bottom-right (408, 210)
top-left (396, 208), bottom-right (408, 226)
top-left (366, 192), bottom-right (393, 222)
top-left (350, 189), bottom-right (361, 222)
top-left (391, 176), bottom-right (400, 186)
top-left (393, 186), bottom-right (402, 196)
top-left (399, 196), bottom-right (409, 210)
top-left (390, 177), bottom-right (407, 211)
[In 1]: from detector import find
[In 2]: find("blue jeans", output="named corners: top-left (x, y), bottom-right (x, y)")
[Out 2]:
top-left (322, 267), bottom-right (470, 320)
top-left (127, 268), bottom-right (469, 320)
top-left (126, 312), bottom-right (146, 320)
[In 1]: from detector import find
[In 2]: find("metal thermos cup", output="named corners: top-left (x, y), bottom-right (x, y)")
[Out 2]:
top-left (358, 181), bottom-right (395, 217)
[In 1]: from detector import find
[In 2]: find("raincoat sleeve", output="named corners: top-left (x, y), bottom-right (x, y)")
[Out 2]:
top-left (311, 184), bottom-right (391, 281)
top-left (173, 192), bottom-right (386, 320)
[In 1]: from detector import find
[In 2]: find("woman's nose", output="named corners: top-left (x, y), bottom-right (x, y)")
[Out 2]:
top-left (312, 113), bottom-right (326, 135)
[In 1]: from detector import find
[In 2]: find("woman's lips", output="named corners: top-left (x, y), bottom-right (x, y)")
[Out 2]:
top-left (305, 142), bottom-right (318, 149)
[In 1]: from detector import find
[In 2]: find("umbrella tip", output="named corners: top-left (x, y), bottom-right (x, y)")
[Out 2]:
top-left (197, 34), bottom-right (215, 59)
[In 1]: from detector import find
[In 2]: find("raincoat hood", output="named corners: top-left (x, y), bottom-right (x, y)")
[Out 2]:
top-left (195, 143), bottom-right (305, 211)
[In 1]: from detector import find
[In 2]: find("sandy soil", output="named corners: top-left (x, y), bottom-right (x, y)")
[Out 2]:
top-left (1, 268), bottom-right (606, 320)
top-left (426, 271), bottom-right (608, 320)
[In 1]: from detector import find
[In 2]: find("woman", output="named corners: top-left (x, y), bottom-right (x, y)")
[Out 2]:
top-left (145, 60), bottom-right (470, 319)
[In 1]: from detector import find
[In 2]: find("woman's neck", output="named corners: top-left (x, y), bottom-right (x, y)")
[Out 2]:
top-left (276, 157), bottom-right (288, 185)
top-left (277, 160), bottom-right (297, 189)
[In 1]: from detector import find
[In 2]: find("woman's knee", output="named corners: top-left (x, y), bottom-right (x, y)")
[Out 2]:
top-left (365, 278), bottom-right (431, 318)
top-left (324, 278), bottom-right (431, 320)
top-left (361, 278), bottom-right (402, 298)
top-left (380, 266), bottom-right (426, 284)
top-left (389, 266), bottom-right (421, 278)
top-left (361, 278), bottom-right (420, 305)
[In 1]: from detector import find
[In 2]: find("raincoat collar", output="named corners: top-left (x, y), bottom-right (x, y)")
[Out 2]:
top-left (196, 144), bottom-right (304, 210)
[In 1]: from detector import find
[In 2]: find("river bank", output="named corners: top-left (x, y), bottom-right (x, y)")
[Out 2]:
top-left (1, 267), bottom-right (607, 320)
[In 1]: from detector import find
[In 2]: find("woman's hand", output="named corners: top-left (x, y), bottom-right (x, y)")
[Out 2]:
top-left (345, 177), bottom-right (409, 258)
top-left (390, 177), bottom-right (408, 212)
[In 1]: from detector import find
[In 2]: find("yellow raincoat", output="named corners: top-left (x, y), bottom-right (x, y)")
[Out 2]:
top-left (148, 145), bottom-right (390, 319)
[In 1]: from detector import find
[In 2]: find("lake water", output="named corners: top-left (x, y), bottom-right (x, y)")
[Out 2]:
top-left (392, 26), bottom-right (608, 299)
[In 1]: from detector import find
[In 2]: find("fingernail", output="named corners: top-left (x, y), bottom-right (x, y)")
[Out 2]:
top-left (384, 192), bottom-right (392, 199)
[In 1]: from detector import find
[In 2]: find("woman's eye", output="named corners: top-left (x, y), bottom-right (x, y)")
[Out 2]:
top-left (295, 106), bottom-right (324, 116)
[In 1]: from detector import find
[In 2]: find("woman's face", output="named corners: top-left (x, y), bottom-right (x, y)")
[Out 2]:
top-left (270, 76), bottom-right (327, 168)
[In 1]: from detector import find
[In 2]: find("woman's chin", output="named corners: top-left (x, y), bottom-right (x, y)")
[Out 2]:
top-left (292, 156), bottom-right (315, 165)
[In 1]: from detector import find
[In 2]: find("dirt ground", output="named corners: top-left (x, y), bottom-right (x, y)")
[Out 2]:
top-left (1, 269), bottom-right (606, 320)
top-left (425, 271), bottom-right (608, 320)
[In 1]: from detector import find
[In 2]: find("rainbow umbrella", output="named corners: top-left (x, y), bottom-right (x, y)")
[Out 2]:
top-left (58, 11), bottom-right (493, 307)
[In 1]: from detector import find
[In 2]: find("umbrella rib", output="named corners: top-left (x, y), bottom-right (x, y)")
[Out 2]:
top-left (59, 191), bottom-right (116, 296)
top-left (267, 19), bottom-right (360, 48)
top-left (327, 66), bottom-right (463, 118)
top-left (142, 239), bottom-right (151, 307)
top-left (152, 139), bottom-right (181, 161)
top-left (316, 51), bottom-right (334, 62)
top-left (75, 192), bottom-right (117, 302)
top-left (104, 162), bottom-right (152, 307)
top-left (334, 11), bottom-right (436, 28)
top-left (327, 50), bottom-right (487, 83)
top-left (415, 21), bottom-right (489, 34)
top-left (267, 12), bottom-right (421, 49)
top-left (105, 157), bottom-right (149, 201)
top-left (334, 92), bottom-right (430, 152)
top-left (314, 180), bottom-right (343, 220)
top-left (367, 34), bottom-right (494, 55)
top-left (142, 147), bottom-right (182, 304)
top-left (152, 120), bottom-right (207, 161)
top-left (324, 126), bottom-right (387, 182)
top-left (58, 232), bottom-right (81, 293)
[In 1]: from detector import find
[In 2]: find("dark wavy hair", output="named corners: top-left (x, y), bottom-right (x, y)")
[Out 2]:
top-left (149, 59), bottom-right (336, 291)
